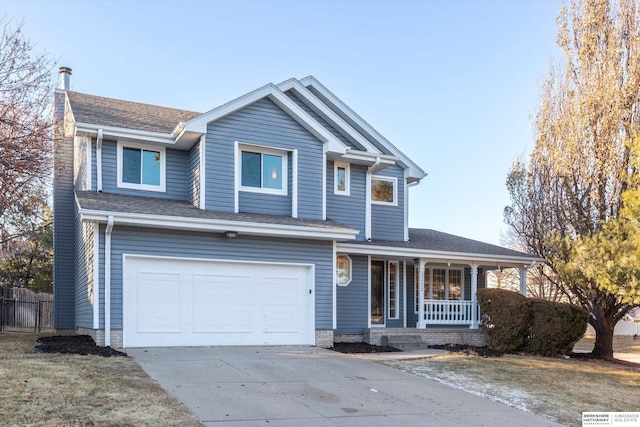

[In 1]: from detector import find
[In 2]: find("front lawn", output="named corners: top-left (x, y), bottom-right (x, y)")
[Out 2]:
top-left (0, 333), bottom-right (201, 426)
top-left (384, 336), bottom-right (640, 427)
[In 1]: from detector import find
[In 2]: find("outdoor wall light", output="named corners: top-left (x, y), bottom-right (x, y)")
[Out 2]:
top-left (224, 231), bottom-right (238, 239)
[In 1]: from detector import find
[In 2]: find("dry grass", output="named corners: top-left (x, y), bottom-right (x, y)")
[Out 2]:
top-left (385, 341), bottom-right (640, 427)
top-left (0, 333), bottom-right (201, 426)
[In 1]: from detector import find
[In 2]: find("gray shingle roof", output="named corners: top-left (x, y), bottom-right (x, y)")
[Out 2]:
top-left (67, 92), bottom-right (201, 134)
top-left (350, 228), bottom-right (536, 258)
top-left (75, 191), bottom-right (355, 232)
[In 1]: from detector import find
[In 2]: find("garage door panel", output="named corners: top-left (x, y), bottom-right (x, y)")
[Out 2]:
top-left (137, 273), bottom-right (181, 333)
top-left (124, 257), bottom-right (313, 347)
top-left (192, 274), bottom-right (252, 333)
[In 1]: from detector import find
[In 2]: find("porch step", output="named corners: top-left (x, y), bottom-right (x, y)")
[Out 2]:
top-left (381, 335), bottom-right (430, 350)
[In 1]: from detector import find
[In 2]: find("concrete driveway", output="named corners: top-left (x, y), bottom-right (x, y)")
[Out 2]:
top-left (128, 346), bottom-right (563, 427)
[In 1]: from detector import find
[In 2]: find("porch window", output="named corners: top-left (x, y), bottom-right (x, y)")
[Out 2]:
top-left (387, 261), bottom-right (398, 319)
top-left (415, 267), bottom-right (465, 312)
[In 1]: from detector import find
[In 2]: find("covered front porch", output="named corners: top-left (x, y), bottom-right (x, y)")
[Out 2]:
top-left (334, 229), bottom-right (541, 346)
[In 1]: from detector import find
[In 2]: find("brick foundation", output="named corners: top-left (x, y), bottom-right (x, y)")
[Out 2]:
top-left (364, 327), bottom-right (485, 347)
top-left (315, 329), bottom-right (334, 348)
top-left (76, 328), bottom-right (123, 348)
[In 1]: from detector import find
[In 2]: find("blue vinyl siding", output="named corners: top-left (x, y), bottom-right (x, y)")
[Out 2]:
top-left (285, 91), bottom-right (363, 150)
top-left (53, 93), bottom-right (76, 329)
top-left (205, 98), bottom-right (323, 219)
top-left (74, 216), bottom-right (94, 328)
top-left (326, 161), bottom-right (366, 240)
top-left (99, 227), bottom-right (333, 329)
top-left (371, 164), bottom-right (405, 241)
top-left (336, 255), bottom-right (369, 334)
top-left (239, 192), bottom-right (290, 216)
top-left (187, 141), bottom-right (200, 207)
top-left (100, 140), bottom-right (188, 200)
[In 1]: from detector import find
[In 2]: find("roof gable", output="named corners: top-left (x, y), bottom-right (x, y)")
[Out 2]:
top-left (299, 76), bottom-right (426, 182)
top-left (183, 83), bottom-right (346, 154)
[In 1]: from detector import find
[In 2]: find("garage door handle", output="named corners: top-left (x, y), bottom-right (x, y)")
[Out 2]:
top-left (309, 289), bottom-right (312, 294)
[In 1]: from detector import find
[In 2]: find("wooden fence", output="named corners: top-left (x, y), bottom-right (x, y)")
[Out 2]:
top-left (0, 287), bottom-right (53, 332)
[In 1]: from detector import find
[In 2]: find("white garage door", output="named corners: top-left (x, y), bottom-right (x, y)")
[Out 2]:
top-left (123, 256), bottom-right (314, 347)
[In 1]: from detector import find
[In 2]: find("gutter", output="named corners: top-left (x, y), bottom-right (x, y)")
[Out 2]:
top-left (77, 208), bottom-right (359, 242)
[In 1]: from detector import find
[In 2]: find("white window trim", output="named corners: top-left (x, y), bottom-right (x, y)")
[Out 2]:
top-left (415, 266), bottom-right (466, 313)
top-left (387, 261), bottom-right (399, 320)
top-left (336, 253), bottom-right (352, 286)
top-left (371, 175), bottom-right (397, 206)
top-left (116, 140), bottom-right (166, 192)
top-left (237, 142), bottom-right (288, 196)
top-left (334, 162), bottom-right (350, 196)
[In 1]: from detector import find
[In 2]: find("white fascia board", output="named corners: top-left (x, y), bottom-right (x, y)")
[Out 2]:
top-left (277, 79), bottom-right (382, 155)
top-left (336, 243), bottom-right (544, 266)
top-left (183, 83), bottom-right (347, 155)
top-left (79, 208), bottom-right (358, 241)
top-left (75, 122), bottom-right (176, 145)
top-left (341, 150), bottom-right (397, 167)
top-left (299, 76), bottom-right (427, 181)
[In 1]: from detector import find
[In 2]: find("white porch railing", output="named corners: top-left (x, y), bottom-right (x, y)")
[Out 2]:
top-left (422, 300), bottom-right (481, 325)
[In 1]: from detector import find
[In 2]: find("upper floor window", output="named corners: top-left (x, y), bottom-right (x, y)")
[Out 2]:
top-left (371, 175), bottom-right (397, 206)
top-left (117, 141), bottom-right (166, 192)
top-left (240, 145), bottom-right (287, 195)
top-left (334, 162), bottom-right (350, 196)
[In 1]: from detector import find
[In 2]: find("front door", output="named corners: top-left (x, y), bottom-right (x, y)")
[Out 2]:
top-left (371, 260), bottom-right (385, 325)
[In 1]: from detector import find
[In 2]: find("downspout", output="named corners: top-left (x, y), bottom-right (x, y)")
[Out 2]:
top-left (104, 215), bottom-right (114, 347)
top-left (96, 129), bottom-right (103, 192)
top-left (405, 180), bottom-right (420, 242)
top-left (365, 157), bottom-right (380, 241)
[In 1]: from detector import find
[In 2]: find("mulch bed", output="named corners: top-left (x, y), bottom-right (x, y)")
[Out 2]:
top-left (33, 335), bottom-right (128, 357)
top-left (330, 342), bottom-right (402, 353)
top-left (429, 344), bottom-right (503, 358)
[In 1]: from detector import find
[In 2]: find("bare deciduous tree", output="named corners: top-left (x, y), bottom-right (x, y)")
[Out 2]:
top-left (0, 17), bottom-right (55, 243)
top-left (505, 0), bottom-right (640, 359)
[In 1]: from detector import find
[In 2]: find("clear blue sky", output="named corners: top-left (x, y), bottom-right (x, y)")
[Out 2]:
top-left (2, 0), bottom-right (562, 246)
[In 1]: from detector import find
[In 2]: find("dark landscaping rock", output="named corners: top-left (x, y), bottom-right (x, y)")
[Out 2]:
top-left (33, 335), bottom-right (127, 357)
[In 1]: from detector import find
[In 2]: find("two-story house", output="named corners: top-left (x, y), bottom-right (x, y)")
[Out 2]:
top-left (53, 67), bottom-right (539, 348)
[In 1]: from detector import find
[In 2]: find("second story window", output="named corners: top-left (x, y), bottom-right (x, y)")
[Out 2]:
top-left (240, 146), bottom-right (287, 195)
top-left (334, 162), bottom-right (350, 196)
top-left (371, 175), bottom-right (397, 206)
top-left (117, 141), bottom-right (166, 192)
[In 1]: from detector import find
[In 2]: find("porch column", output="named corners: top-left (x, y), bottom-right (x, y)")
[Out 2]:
top-left (470, 264), bottom-right (479, 329)
top-left (416, 259), bottom-right (426, 328)
top-left (519, 267), bottom-right (527, 296)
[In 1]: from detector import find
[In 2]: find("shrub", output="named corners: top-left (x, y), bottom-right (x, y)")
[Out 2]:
top-left (525, 299), bottom-right (589, 356)
top-left (477, 288), bottom-right (528, 352)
